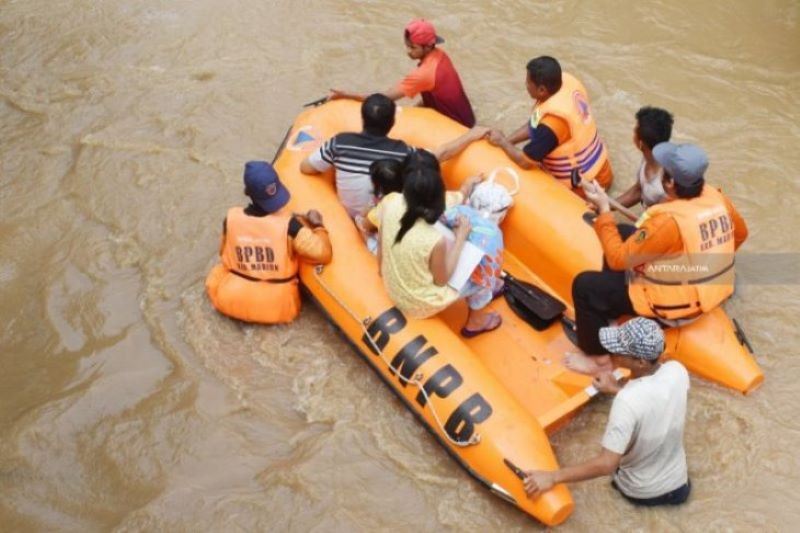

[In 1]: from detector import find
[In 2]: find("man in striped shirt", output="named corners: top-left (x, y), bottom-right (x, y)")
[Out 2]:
top-left (301, 94), bottom-right (414, 218)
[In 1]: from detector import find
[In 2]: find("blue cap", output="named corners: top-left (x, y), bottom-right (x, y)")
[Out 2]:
top-left (653, 142), bottom-right (709, 187)
top-left (243, 161), bottom-right (290, 213)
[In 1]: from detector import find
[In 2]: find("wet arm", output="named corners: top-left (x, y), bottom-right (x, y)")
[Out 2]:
top-left (507, 123), bottom-right (530, 144)
top-left (300, 157), bottom-right (321, 175)
top-left (382, 87), bottom-right (406, 101)
top-left (300, 140), bottom-right (334, 175)
top-left (615, 182), bottom-right (643, 208)
top-left (489, 122), bottom-right (558, 171)
top-left (329, 89), bottom-right (368, 101)
top-left (523, 448), bottom-right (621, 498)
top-left (555, 448), bottom-right (621, 482)
top-left (432, 127), bottom-right (488, 162)
top-left (495, 137), bottom-right (537, 170)
top-left (330, 87), bottom-right (405, 102)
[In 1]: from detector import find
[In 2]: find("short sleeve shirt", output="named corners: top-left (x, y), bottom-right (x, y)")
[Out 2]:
top-left (602, 361), bottom-right (690, 499)
top-left (378, 193), bottom-right (458, 318)
top-left (395, 48), bottom-right (475, 128)
top-left (306, 132), bottom-right (413, 218)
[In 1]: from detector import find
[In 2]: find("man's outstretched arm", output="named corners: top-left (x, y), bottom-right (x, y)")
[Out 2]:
top-left (523, 447), bottom-right (622, 499)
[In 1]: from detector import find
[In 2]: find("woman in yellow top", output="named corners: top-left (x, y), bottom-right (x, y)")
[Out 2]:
top-left (377, 152), bottom-right (503, 336)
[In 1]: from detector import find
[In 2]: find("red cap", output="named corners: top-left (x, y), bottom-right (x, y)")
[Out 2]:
top-left (405, 18), bottom-right (444, 46)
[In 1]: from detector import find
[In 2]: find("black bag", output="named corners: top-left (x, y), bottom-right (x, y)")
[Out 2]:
top-left (503, 272), bottom-right (566, 331)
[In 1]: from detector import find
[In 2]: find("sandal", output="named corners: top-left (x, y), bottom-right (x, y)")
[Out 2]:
top-left (461, 313), bottom-right (503, 338)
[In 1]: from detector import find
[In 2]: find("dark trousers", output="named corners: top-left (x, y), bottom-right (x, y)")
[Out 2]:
top-left (612, 479), bottom-right (692, 506)
top-left (572, 224), bottom-right (637, 355)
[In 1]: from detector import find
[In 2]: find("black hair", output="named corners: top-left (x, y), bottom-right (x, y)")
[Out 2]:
top-left (635, 106), bottom-right (674, 150)
top-left (664, 170), bottom-right (705, 199)
top-left (674, 179), bottom-right (705, 199)
top-left (362, 93), bottom-right (396, 136)
top-left (404, 149), bottom-right (440, 173)
top-left (369, 159), bottom-right (404, 198)
top-left (526, 56), bottom-right (562, 94)
top-left (394, 164), bottom-right (445, 244)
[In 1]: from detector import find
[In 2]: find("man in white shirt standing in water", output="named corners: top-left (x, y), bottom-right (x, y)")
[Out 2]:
top-left (524, 318), bottom-right (692, 506)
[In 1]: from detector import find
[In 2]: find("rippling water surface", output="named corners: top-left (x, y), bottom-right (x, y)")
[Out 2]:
top-left (2, 1), bottom-right (799, 530)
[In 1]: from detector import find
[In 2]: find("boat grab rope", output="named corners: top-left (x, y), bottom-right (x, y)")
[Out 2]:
top-left (312, 265), bottom-right (481, 447)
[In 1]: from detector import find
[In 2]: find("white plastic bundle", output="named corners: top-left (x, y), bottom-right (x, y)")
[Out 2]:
top-left (468, 167), bottom-right (520, 225)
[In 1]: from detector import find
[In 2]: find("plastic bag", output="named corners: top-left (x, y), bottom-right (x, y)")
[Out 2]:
top-left (468, 167), bottom-right (520, 225)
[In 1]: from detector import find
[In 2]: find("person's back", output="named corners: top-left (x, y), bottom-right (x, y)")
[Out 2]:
top-left (207, 161), bottom-right (332, 324)
top-left (211, 205), bottom-right (301, 323)
top-left (319, 131), bottom-right (411, 217)
top-left (301, 94), bottom-right (413, 217)
top-left (604, 360), bottom-right (689, 499)
top-left (221, 207), bottom-right (295, 282)
top-left (380, 191), bottom-right (457, 318)
top-left (378, 157), bottom-right (503, 336)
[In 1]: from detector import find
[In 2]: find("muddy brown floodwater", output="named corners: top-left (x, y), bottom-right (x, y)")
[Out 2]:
top-left (1, 0), bottom-right (799, 531)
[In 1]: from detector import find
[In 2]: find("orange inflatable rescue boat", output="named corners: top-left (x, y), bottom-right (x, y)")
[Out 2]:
top-left (270, 100), bottom-right (763, 525)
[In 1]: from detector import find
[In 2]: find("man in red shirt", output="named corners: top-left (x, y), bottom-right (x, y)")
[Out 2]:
top-left (328, 19), bottom-right (476, 127)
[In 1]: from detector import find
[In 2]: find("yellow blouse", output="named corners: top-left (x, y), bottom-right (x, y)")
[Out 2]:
top-left (378, 193), bottom-right (458, 318)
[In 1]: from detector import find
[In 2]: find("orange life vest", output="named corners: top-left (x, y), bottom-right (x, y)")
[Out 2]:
top-left (205, 207), bottom-right (300, 324)
top-left (530, 72), bottom-right (609, 184)
top-left (628, 186), bottom-right (736, 320)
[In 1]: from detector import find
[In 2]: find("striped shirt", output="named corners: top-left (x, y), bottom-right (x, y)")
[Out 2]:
top-left (306, 132), bottom-right (413, 217)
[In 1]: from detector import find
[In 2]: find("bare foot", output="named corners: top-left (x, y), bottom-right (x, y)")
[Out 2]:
top-left (564, 352), bottom-right (612, 376)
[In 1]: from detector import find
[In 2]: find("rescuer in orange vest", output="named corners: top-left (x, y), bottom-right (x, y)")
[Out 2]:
top-left (486, 56), bottom-right (614, 190)
top-left (206, 161), bottom-right (332, 324)
top-left (565, 143), bottom-right (748, 375)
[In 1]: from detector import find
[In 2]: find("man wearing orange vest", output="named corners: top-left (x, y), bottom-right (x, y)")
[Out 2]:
top-left (206, 161), bottom-right (332, 324)
top-left (487, 56), bottom-right (614, 190)
top-left (565, 143), bottom-right (748, 375)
